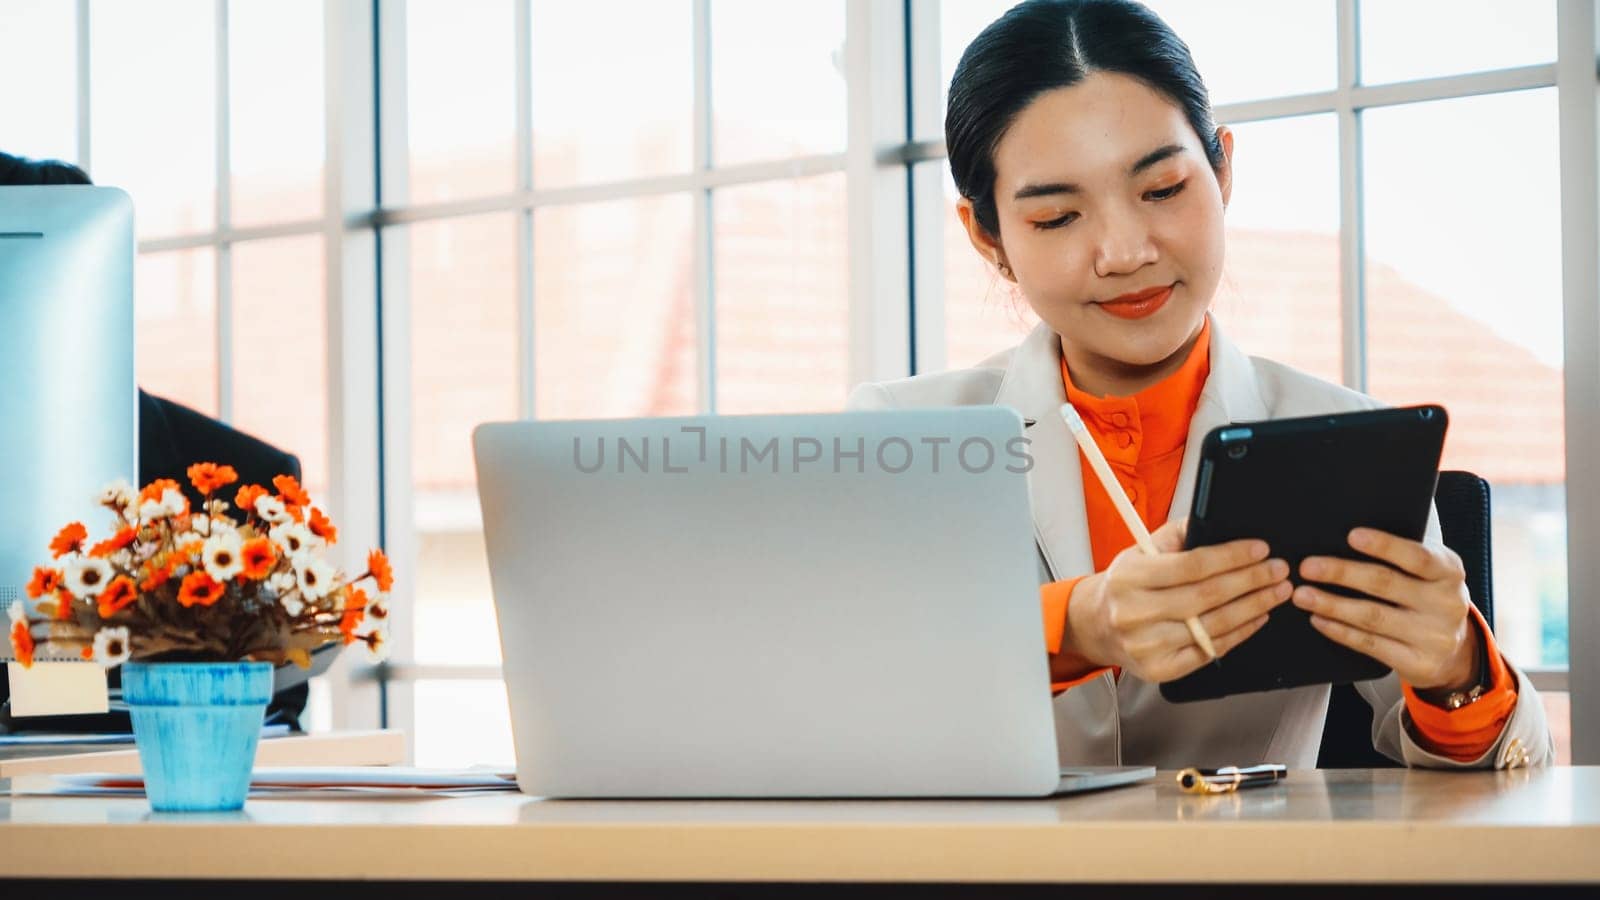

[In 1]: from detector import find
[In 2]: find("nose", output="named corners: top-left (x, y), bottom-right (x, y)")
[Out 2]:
top-left (1091, 204), bottom-right (1158, 279)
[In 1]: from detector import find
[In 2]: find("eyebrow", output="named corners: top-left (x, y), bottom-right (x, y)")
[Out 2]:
top-left (1011, 144), bottom-right (1188, 201)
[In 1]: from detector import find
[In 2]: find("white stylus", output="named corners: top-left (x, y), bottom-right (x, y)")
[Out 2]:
top-left (1059, 403), bottom-right (1219, 661)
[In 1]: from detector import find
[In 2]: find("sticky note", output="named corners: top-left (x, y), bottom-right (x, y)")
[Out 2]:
top-left (6, 661), bottom-right (109, 718)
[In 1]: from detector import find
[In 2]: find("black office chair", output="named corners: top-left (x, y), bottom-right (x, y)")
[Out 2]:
top-left (1316, 470), bottom-right (1495, 768)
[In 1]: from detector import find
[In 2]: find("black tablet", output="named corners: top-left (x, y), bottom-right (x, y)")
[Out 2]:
top-left (1159, 404), bottom-right (1447, 703)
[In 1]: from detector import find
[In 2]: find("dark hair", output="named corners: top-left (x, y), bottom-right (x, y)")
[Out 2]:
top-left (946, 0), bottom-right (1224, 239)
top-left (0, 151), bottom-right (92, 186)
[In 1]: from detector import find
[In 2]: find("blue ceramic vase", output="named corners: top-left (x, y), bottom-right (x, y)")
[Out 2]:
top-left (121, 661), bottom-right (273, 812)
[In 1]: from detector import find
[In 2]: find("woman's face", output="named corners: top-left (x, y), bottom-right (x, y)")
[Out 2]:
top-left (962, 71), bottom-right (1233, 377)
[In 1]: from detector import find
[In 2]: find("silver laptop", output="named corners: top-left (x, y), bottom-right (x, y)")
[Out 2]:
top-left (473, 408), bottom-right (1153, 798)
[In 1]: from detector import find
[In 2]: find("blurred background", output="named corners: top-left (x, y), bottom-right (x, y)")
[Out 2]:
top-left (0, 0), bottom-right (1583, 764)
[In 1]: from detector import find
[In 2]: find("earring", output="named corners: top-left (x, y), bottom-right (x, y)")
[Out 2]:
top-left (996, 260), bottom-right (1013, 278)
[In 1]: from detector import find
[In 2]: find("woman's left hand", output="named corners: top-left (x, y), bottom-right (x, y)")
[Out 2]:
top-left (1293, 528), bottom-right (1478, 692)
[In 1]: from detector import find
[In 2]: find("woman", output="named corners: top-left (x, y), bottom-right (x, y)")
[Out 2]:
top-left (849, 0), bottom-right (1551, 769)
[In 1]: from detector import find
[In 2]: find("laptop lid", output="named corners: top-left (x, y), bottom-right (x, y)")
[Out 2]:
top-left (473, 408), bottom-right (1060, 798)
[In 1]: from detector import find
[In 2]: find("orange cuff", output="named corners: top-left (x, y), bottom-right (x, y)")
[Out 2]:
top-left (1402, 606), bottom-right (1517, 762)
top-left (1041, 578), bottom-right (1113, 694)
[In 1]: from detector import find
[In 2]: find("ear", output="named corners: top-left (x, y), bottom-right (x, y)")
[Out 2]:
top-left (956, 197), bottom-right (1014, 281)
top-left (1214, 125), bottom-right (1235, 209)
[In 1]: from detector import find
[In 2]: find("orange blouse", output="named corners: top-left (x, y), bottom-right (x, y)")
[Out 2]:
top-left (1036, 319), bottom-right (1515, 762)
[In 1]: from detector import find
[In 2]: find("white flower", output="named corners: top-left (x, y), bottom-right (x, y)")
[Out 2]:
top-left (8, 600), bottom-right (24, 624)
top-left (91, 626), bottom-right (132, 668)
top-left (270, 570), bottom-right (298, 594)
top-left (202, 531), bottom-right (245, 582)
top-left (98, 478), bottom-right (136, 512)
top-left (269, 523), bottom-right (320, 559)
top-left (366, 598), bottom-right (389, 621)
top-left (293, 556), bottom-right (336, 601)
top-left (160, 488), bottom-right (188, 517)
top-left (280, 592), bottom-right (305, 617)
top-left (63, 557), bottom-right (114, 600)
top-left (254, 496), bottom-right (290, 525)
top-left (137, 498), bottom-right (167, 521)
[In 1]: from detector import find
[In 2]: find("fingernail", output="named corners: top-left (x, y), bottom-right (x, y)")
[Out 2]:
top-left (1251, 541), bottom-right (1270, 559)
top-left (1349, 529), bottom-right (1371, 548)
top-left (1254, 614), bottom-right (1270, 628)
top-left (1302, 559), bottom-right (1324, 578)
top-left (1293, 586), bottom-right (1316, 607)
top-left (1275, 581), bottom-right (1293, 601)
top-left (1269, 559), bottom-right (1289, 579)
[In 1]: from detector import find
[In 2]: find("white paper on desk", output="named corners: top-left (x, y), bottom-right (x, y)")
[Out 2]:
top-left (52, 766), bottom-right (519, 795)
top-left (6, 661), bottom-right (110, 717)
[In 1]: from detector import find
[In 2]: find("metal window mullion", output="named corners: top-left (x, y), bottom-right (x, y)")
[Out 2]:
top-left (693, 0), bottom-right (714, 414)
top-left (1336, 0), bottom-right (1365, 393)
top-left (75, 0), bottom-right (91, 171)
top-left (215, 0), bottom-right (233, 423)
top-left (907, 0), bottom-right (943, 375)
top-left (1555, 0), bottom-right (1600, 765)
top-left (515, 0), bottom-right (535, 420)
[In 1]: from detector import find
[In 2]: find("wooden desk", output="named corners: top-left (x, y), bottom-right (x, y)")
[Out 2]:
top-left (0, 729), bottom-right (404, 777)
top-left (2, 767), bottom-right (1598, 891)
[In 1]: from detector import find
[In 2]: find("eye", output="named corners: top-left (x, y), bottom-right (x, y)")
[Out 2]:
top-left (1144, 180), bottom-right (1187, 201)
top-left (1032, 211), bottom-right (1078, 231)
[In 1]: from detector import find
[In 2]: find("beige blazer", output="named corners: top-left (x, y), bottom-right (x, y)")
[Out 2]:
top-left (847, 316), bottom-right (1553, 769)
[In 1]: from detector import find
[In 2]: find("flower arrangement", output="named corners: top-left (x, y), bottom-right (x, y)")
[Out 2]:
top-left (8, 463), bottom-right (393, 670)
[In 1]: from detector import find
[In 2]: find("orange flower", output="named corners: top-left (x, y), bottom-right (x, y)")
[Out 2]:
top-left (49, 522), bottom-right (88, 558)
top-left (139, 557), bottom-right (177, 593)
top-left (138, 478), bottom-right (182, 505)
top-left (54, 588), bottom-right (76, 620)
top-left (89, 525), bottom-right (138, 558)
top-left (239, 537), bottom-right (278, 580)
top-left (235, 484), bottom-right (268, 514)
top-left (176, 571), bottom-right (226, 608)
top-left (26, 567), bottom-right (62, 599)
top-left (10, 618), bottom-right (34, 668)
top-left (339, 588), bottom-right (368, 645)
top-left (97, 576), bottom-right (139, 618)
top-left (187, 462), bottom-right (239, 496)
top-left (273, 474), bottom-right (311, 509)
top-left (179, 540), bottom-right (205, 561)
top-left (366, 549), bottom-right (394, 593)
top-left (307, 507), bottom-right (338, 545)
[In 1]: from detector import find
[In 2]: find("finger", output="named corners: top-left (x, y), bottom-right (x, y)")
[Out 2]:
top-left (1307, 613), bottom-right (1422, 675)
top-left (1298, 555), bottom-right (1425, 608)
top-left (1198, 579), bottom-right (1294, 636)
top-left (1348, 528), bottom-right (1455, 580)
top-left (1151, 517), bottom-right (1188, 554)
top-left (1155, 611), bottom-right (1270, 682)
top-left (1292, 585), bottom-right (1418, 641)
top-left (1171, 557), bottom-right (1291, 617)
top-left (1143, 538), bottom-right (1270, 589)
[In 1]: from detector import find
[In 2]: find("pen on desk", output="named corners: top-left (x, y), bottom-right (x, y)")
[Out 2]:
top-left (1177, 764), bottom-right (1288, 794)
top-left (1058, 403), bottom-right (1218, 661)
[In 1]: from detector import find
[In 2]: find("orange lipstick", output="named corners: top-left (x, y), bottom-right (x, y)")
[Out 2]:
top-left (1098, 284), bottom-right (1174, 320)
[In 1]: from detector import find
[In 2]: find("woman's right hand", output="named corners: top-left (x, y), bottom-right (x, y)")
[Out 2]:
top-left (1062, 518), bottom-right (1293, 684)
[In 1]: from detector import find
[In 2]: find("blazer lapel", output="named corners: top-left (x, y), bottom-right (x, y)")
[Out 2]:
top-left (1168, 318), bottom-right (1271, 524)
top-left (993, 323), bottom-right (1095, 582)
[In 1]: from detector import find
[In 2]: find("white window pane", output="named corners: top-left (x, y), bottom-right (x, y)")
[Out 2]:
top-left (405, 213), bottom-right (517, 666)
top-left (534, 195), bottom-right (698, 419)
top-left (406, 0), bottom-right (516, 204)
top-left (0, 0), bottom-right (78, 163)
top-left (230, 235), bottom-right (328, 494)
top-left (712, 0), bottom-right (846, 165)
top-left (412, 680), bottom-right (515, 768)
top-left (1360, 0), bottom-right (1556, 86)
top-left (1143, 1), bottom-right (1335, 105)
top-left (91, 0), bottom-right (215, 238)
top-left (1211, 113), bottom-right (1341, 384)
top-left (1364, 88), bottom-right (1566, 668)
top-left (714, 173), bottom-right (849, 414)
top-left (135, 248), bottom-right (217, 416)
top-left (532, 0), bottom-right (692, 187)
top-left (230, 0), bottom-right (325, 226)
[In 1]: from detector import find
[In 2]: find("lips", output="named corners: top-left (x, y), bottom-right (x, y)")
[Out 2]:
top-left (1097, 284), bottom-right (1174, 320)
